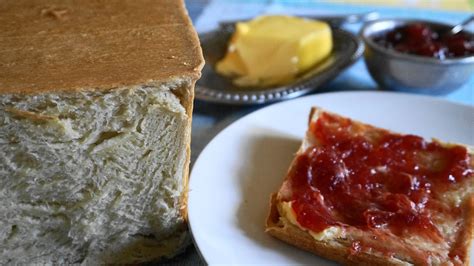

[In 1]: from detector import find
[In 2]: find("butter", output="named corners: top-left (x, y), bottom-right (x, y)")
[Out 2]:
top-left (216, 15), bottom-right (333, 86)
top-left (279, 201), bottom-right (343, 241)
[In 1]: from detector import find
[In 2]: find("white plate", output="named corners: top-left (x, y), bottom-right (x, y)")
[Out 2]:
top-left (188, 91), bottom-right (473, 265)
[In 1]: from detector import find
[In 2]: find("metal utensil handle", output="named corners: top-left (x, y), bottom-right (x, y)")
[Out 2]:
top-left (450, 15), bottom-right (474, 35)
top-left (218, 11), bottom-right (380, 29)
top-left (314, 11), bottom-right (380, 26)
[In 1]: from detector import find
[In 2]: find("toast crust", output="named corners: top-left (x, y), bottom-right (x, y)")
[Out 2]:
top-left (266, 194), bottom-right (407, 266)
top-left (266, 107), bottom-right (474, 265)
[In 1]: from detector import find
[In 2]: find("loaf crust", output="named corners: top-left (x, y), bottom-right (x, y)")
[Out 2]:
top-left (0, 0), bottom-right (204, 94)
top-left (266, 107), bottom-right (474, 265)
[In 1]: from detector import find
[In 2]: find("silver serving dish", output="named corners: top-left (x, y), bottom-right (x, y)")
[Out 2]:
top-left (196, 24), bottom-right (364, 105)
top-left (361, 19), bottom-right (474, 95)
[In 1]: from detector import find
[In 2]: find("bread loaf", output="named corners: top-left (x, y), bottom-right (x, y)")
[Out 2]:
top-left (0, 0), bottom-right (203, 264)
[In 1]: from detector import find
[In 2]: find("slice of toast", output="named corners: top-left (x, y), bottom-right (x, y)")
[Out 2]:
top-left (266, 107), bottom-right (473, 265)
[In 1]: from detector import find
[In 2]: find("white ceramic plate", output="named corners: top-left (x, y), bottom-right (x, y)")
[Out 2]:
top-left (188, 91), bottom-right (473, 265)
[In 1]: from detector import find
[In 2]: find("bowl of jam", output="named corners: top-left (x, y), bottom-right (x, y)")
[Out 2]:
top-left (361, 19), bottom-right (474, 94)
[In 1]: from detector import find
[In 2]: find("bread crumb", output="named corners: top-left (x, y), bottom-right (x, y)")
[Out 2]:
top-left (41, 6), bottom-right (69, 20)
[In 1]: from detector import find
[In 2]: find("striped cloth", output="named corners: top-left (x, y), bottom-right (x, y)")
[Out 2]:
top-left (192, 0), bottom-right (474, 106)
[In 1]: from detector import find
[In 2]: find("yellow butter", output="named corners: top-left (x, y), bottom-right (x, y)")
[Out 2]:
top-left (279, 201), bottom-right (342, 241)
top-left (216, 15), bottom-right (333, 87)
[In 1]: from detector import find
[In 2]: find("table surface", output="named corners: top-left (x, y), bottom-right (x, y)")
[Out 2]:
top-left (165, 1), bottom-right (474, 264)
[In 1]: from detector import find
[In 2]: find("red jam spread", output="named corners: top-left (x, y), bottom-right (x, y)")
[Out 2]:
top-left (289, 112), bottom-right (472, 240)
top-left (373, 23), bottom-right (474, 59)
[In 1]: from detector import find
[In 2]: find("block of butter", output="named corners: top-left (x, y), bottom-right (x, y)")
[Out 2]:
top-left (216, 15), bottom-right (333, 87)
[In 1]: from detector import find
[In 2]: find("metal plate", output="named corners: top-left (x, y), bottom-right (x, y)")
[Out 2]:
top-left (196, 26), bottom-right (364, 105)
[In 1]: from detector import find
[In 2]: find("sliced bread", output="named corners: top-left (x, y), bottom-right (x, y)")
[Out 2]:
top-left (266, 107), bottom-right (473, 265)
